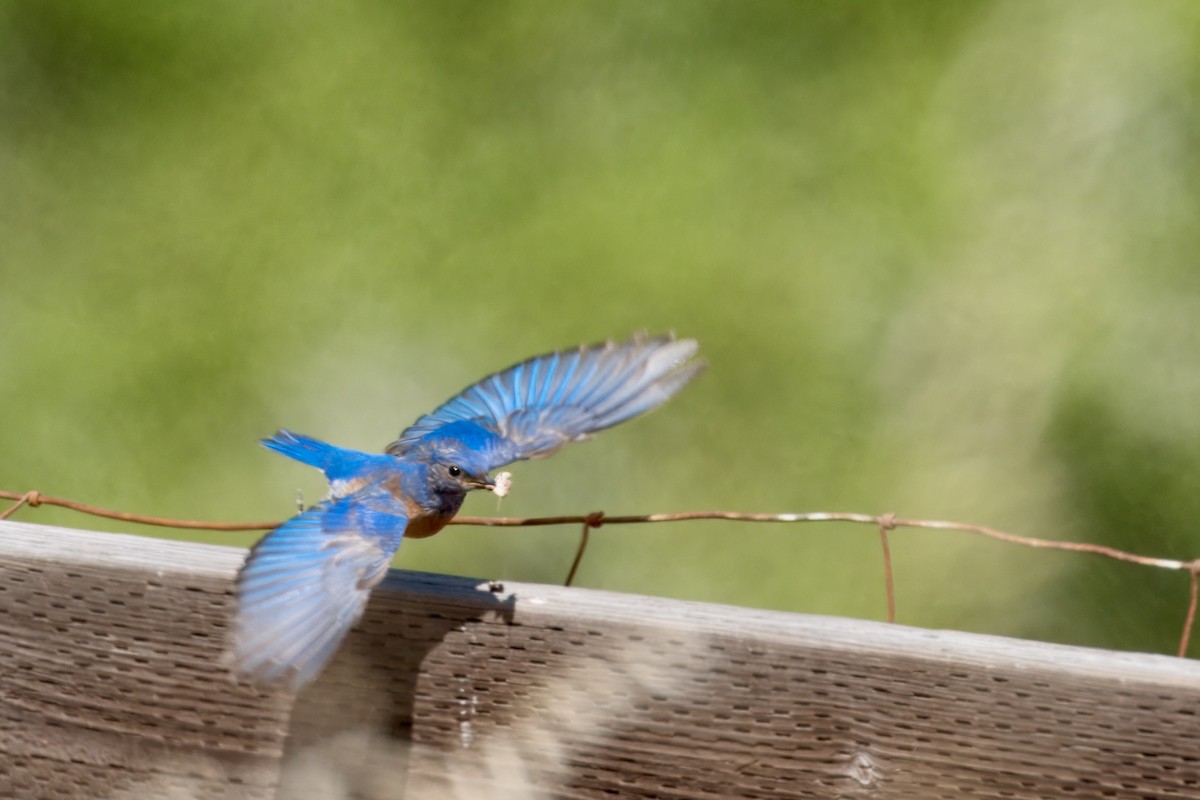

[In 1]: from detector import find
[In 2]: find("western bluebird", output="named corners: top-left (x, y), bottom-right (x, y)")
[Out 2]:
top-left (231, 333), bottom-right (703, 688)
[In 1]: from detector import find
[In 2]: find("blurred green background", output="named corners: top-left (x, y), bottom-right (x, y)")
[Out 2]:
top-left (3, 1), bottom-right (1199, 656)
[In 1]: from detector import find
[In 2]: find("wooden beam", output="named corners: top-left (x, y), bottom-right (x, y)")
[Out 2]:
top-left (1, 519), bottom-right (1198, 798)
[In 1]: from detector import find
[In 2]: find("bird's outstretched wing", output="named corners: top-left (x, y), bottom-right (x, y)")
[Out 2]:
top-left (230, 495), bottom-right (406, 689)
top-left (386, 333), bottom-right (704, 470)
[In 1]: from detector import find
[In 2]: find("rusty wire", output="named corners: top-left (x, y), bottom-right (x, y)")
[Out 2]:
top-left (2, 487), bottom-right (1197, 657)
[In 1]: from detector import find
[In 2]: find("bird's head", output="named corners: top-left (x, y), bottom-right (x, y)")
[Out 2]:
top-left (417, 434), bottom-right (500, 503)
top-left (430, 449), bottom-right (495, 496)
top-left (391, 421), bottom-right (513, 515)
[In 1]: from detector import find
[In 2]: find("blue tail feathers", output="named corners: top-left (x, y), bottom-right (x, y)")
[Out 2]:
top-left (261, 429), bottom-right (340, 469)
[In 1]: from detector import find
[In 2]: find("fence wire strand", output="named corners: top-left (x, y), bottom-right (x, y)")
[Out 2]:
top-left (2, 487), bottom-right (1197, 657)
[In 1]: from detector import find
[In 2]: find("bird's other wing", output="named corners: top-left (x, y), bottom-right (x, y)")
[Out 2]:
top-left (386, 332), bottom-right (704, 470)
top-left (230, 494), bottom-right (407, 689)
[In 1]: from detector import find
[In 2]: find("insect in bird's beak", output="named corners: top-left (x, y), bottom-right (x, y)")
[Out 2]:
top-left (491, 472), bottom-right (513, 498)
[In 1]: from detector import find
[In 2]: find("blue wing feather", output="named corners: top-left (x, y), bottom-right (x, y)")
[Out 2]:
top-left (231, 495), bottom-right (408, 689)
top-left (386, 333), bottom-right (704, 469)
top-left (533, 351), bottom-right (557, 407)
top-left (546, 351), bottom-right (581, 407)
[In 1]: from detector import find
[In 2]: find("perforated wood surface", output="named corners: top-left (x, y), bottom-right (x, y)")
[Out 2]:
top-left (1, 519), bottom-right (1198, 799)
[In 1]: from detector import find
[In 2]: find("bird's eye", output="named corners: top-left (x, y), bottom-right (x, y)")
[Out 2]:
top-left (448, 465), bottom-right (463, 478)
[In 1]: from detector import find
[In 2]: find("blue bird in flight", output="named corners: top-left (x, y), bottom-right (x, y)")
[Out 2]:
top-left (232, 333), bottom-right (703, 688)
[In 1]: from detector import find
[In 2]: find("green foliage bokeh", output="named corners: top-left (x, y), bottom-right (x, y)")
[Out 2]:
top-left (3, 1), bottom-right (1199, 655)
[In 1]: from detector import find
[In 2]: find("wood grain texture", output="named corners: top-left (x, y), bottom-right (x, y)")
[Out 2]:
top-left (1, 519), bottom-right (1198, 799)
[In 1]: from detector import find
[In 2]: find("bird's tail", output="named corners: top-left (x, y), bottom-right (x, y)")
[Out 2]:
top-left (261, 429), bottom-right (343, 472)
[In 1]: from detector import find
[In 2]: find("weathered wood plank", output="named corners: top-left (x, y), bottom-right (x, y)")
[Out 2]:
top-left (1, 519), bottom-right (1198, 799)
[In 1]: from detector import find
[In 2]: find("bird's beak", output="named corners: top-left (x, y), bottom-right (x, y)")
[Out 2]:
top-left (468, 475), bottom-right (496, 491)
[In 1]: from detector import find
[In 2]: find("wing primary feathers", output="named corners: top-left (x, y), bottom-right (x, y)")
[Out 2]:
top-left (388, 332), bottom-right (703, 468)
top-left (534, 351), bottom-right (559, 407)
top-left (548, 344), bottom-right (590, 407)
top-left (524, 355), bottom-right (541, 409)
top-left (590, 338), bottom-right (700, 420)
top-left (509, 360), bottom-right (525, 411)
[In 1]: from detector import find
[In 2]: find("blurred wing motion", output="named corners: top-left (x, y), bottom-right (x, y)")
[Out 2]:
top-left (387, 333), bottom-right (704, 469)
top-left (231, 496), bottom-right (406, 689)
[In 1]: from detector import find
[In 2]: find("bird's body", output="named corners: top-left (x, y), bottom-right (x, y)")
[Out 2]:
top-left (263, 432), bottom-right (469, 533)
top-left (232, 333), bottom-right (703, 689)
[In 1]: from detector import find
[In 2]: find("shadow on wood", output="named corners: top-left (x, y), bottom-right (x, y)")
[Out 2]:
top-left (1, 519), bottom-right (1199, 799)
top-left (280, 571), bottom-right (515, 798)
